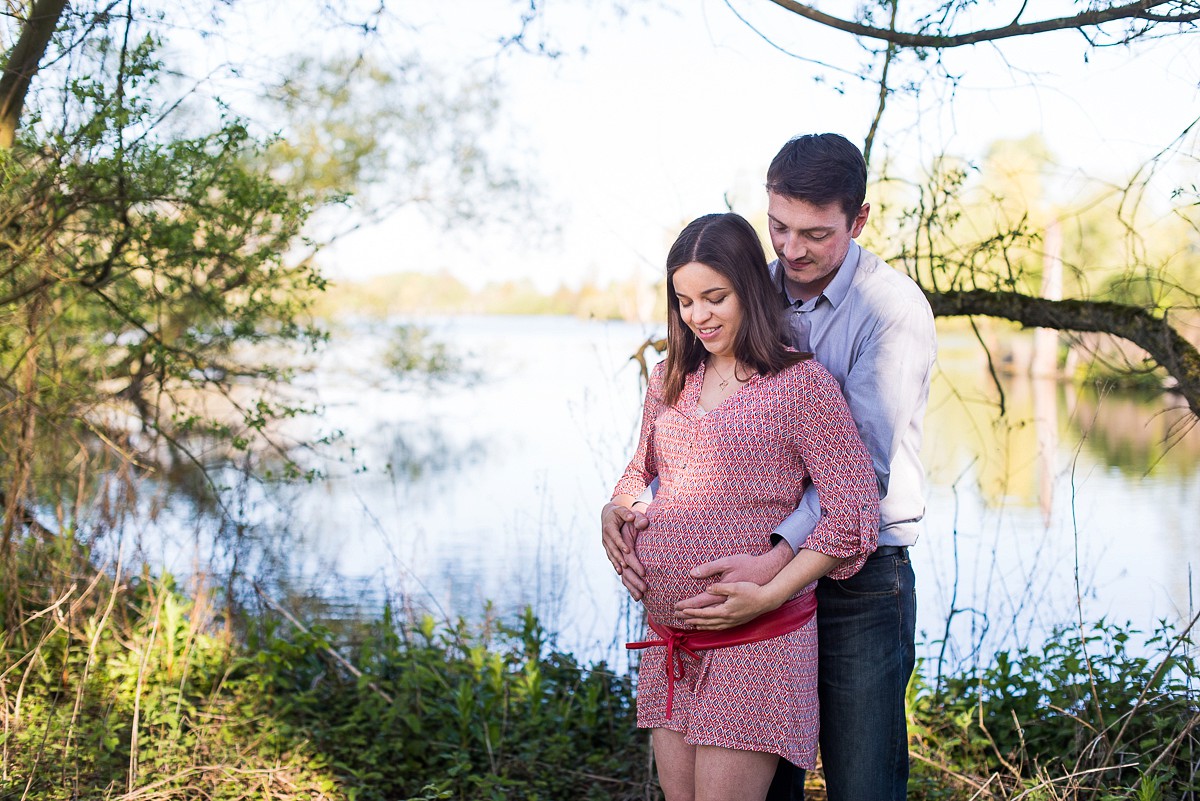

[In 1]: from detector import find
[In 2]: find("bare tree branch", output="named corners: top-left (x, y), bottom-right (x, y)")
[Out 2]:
top-left (765, 0), bottom-right (1200, 48)
top-left (863, 0), bottom-right (899, 166)
top-left (928, 290), bottom-right (1200, 415)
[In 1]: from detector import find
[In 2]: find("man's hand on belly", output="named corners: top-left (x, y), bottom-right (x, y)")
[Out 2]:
top-left (671, 540), bottom-right (793, 613)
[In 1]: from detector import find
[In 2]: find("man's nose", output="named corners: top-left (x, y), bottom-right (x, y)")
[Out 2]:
top-left (784, 235), bottom-right (807, 260)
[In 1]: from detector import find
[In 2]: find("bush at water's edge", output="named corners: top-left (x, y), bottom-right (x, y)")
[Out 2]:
top-left (0, 537), bottom-right (650, 801)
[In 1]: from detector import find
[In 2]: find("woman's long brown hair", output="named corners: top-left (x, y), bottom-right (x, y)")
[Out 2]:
top-left (660, 213), bottom-right (804, 406)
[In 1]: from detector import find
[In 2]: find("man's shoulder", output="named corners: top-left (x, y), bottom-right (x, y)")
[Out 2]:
top-left (850, 248), bottom-right (930, 310)
top-left (767, 258), bottom-right (783, 285)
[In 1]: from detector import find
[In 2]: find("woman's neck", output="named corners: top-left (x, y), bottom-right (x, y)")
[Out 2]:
top-left (707, 354), bottom-right (739, 373)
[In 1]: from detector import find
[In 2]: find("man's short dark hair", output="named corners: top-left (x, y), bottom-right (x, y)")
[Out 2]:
top-left (766, 133), bottom-right (867, 225)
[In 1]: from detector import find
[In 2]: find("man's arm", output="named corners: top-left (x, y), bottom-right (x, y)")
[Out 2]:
top-left (772, 483), bottom-right (820, 552)
top-left (673, 538), bottom-right (794, 611)
top-left (842, 289), bottom-right (936, 503)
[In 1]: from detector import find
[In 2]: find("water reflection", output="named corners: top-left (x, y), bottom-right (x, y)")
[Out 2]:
top-left (919, 330), bottom-right (1197, 671)
top-left (133, 316), bottom-right (1198, 674)
top-left (382, 421), bottom-right (489, 484)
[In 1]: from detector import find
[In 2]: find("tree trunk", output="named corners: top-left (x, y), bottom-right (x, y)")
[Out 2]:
top-left (927, 289), bottom-right (1200, 417)
top-left (0, 0), bottom-right (70, 150)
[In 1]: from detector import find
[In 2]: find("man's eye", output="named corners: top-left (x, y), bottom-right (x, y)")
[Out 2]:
top-left (809, 232), bottom-right (830, 241)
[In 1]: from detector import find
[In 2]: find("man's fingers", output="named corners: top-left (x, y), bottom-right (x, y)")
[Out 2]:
top-left (630, 508), bottom-right (650, 531)
top-left (688, 557), bottom-right (729, 580)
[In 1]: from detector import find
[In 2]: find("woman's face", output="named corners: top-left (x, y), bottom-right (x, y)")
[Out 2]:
top-left (672, 261), bottom-right (744, 360)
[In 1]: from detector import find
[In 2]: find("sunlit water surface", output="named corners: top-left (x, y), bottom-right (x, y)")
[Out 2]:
top-left (138, 315), bottom-right (1199, 674)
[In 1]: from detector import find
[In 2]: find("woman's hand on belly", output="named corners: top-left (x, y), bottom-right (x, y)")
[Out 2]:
top-left (672, 580), bottom-right (789, 630)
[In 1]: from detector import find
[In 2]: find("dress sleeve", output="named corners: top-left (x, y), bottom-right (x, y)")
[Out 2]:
top-left (783, 360), bottom-right (880, 578)
top-left (612, 363), bottom-right (665, 500)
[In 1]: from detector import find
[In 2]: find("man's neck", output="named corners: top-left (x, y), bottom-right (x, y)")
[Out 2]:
top-left (785, 272), bottom-right (837, 304)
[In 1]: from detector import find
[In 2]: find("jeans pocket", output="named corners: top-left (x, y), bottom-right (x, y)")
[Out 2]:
top-left (824, 554), bottom-right (902, 599)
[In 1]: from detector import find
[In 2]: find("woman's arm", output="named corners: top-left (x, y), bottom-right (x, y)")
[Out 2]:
top-left (603, 366), bottom-right (664, 595)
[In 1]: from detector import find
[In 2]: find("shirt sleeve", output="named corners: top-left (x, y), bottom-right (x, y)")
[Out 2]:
top-left (772, 483), bottom-right (819, 552)
top-left (782, 361), bottom-right (880, 578)
top-left (612, 364), bottom-right (665, 500)
top-left (842, 292), bottom-right (936, 500)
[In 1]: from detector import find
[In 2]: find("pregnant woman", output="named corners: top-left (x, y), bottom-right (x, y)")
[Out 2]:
top-left (609, 212), bottom-right (879, 801)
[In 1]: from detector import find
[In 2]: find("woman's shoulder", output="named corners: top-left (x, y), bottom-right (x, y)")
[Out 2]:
top-left (645, 359), bottom-right (669, 399)
top-left (770, 355), bottom-right (840, 395)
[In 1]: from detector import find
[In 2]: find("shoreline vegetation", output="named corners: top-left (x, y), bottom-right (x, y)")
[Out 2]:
top-left (312, 271), bottom-right (664, 323)
top-left (316, 271), bottom-right (1200, 396)
top-left (3, 536), bottom-right (1196, 801)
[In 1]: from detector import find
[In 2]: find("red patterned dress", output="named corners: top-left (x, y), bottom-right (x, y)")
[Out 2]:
top-left (612, 357), bottom-right (879, 767)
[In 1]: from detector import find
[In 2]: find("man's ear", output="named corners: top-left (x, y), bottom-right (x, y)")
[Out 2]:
top-left (850, 203), bottom-right (870, 238)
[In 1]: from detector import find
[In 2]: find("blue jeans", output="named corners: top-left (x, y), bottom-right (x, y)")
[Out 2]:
top-left (766, 548), bottom-right (917, 801)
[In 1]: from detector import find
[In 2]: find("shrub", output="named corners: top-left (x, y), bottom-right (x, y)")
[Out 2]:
top-left (909, 619), bottom-right (1199, 800)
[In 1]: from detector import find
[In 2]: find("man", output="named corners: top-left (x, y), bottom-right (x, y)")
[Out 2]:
top-left (602, 133), bottom-right (936, 801)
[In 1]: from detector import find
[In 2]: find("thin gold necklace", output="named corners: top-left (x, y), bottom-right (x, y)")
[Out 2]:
top-left (709, 360), bottom-right (740, 390)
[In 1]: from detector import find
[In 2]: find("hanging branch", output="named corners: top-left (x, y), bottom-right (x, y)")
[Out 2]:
top-left (765, 0), bottom-right (1200, 49)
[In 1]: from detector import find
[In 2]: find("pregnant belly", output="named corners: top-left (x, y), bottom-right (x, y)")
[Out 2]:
top-left (635, 513), bottom-right (775, 626)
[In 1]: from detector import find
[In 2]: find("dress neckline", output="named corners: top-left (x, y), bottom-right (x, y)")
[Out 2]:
top-left (693, 360), bottom-right (759, 416)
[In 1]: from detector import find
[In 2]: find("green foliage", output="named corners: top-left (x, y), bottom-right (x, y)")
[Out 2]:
top-left (1, 537), bottom-right (651, 800)
top-left (247, 604), bottom-right (650, 801)
top-left (7, 530), bottom-right (1200, 801)
top-left (382, 323), bottom-right (478, 385)
top-left (0, 540), bottom-right (342, 799)
top-left (909, 620), bottom-right (1200, 800)
top-left (0, 8), bottom-right (330, 537)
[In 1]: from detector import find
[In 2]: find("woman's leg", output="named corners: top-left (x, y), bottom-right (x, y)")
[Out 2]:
top-left (694, 744), bottom-right (779, 801)
top-left (653, 728), bottom-right (697, 801)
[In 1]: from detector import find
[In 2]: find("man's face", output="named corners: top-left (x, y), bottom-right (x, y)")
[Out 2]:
top-left (767, 192), bottom-right (869, 301)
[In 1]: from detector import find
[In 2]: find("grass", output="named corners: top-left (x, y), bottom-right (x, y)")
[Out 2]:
top-left (1, 533), bottom-right (1196, 800)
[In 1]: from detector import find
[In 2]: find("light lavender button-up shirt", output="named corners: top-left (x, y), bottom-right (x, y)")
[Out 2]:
top-left (772, 240), bottom-right (936, 549)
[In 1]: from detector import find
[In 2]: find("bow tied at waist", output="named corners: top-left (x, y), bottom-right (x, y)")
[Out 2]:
top-left (626, 591), bottom-right (817, 719)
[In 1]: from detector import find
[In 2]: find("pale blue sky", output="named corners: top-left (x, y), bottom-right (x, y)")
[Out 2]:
top-left (194, 1), bottom-right (1200, 291)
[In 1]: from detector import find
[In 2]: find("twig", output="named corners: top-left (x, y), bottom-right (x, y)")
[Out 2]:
top-left (908, 749), bottom-right (991, 792)
top-left (1008, 761), bottom-right (1139, 799)
top-left (252, 583), bottom-right (394, 704)
top-left (129, 581), bottom-right (166, 793)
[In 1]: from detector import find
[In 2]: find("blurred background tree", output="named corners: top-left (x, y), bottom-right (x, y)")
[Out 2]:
top-left (0, 0), bottom-right (534, 556)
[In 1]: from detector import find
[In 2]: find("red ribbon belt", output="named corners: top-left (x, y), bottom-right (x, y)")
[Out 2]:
top-left (626, 591), bottom-right (817, 719)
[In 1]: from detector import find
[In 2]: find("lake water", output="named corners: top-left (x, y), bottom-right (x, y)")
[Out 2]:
top-left (144, 314), bottom-right (1199, 675)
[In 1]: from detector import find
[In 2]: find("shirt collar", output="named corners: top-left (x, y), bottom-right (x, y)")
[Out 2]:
top-left (776, 240), bottom-right (861, 309)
